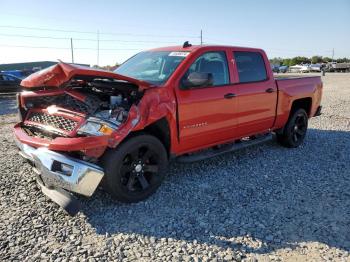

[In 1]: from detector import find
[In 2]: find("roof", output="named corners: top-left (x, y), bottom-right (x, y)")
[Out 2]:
top-left (148, 44), bottom-right (264, 53)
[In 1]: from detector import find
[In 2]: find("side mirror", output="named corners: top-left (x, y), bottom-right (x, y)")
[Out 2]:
top-left (181, 72), bottom-right (213, 89)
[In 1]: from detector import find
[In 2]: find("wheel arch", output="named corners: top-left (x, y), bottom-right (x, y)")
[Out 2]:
top-left (275, 97), bottom-right (312, 135)
top-left (290, 97), bottom-right (312, 117)
top-left (124, 117), bottom-right (171, 158)
top-left (143, 118), bottom-right (171, 155)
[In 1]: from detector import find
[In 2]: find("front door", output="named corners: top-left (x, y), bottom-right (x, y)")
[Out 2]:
top-left (175, 51), bottom-right (238, 152)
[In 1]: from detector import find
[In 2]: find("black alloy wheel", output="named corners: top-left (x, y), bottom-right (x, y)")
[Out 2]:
top-left (276, 108), bottom-right (308, 148)
top-left (101, 134), bottom-right (168, 203)
top-left (290, 112), bottom-right (308, 144)
top-left (120, 145), bottom-right (160, 193)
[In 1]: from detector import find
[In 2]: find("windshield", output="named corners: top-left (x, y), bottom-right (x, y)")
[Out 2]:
top-left (114, 51), bottom-right (189, 85)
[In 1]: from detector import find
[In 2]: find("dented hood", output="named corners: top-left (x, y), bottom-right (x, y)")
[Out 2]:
top-left (21, 62), bottom-right (156, 90)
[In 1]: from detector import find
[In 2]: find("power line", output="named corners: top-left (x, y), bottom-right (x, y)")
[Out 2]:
top-left (0, 44), bottom-right (141, 51)
top-left (0, 12), bottom-right (199, 33)
top-left (0, 25), bottom-right (199, 39)
top-left (0, 33), bottom-right (70, 40)
top-left (0, 33), bottom-right (183, 44)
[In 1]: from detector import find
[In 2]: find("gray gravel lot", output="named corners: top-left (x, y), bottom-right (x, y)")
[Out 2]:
top-left (0, 73), bottom-right (349, 261)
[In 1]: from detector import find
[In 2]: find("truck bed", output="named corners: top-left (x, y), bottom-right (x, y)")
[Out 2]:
top-left (273, 75), bottom-right (323, 129)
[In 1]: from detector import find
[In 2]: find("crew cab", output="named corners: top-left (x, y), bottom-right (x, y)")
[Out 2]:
top-left (14, 44), bottom-right (323, 215)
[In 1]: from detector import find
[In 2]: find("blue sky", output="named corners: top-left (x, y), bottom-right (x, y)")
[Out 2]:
top-left (1, 0), bottom-right (349, 66)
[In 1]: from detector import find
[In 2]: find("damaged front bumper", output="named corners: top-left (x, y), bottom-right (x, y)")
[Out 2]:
top-left (15, 138), bottom-right (104, 215)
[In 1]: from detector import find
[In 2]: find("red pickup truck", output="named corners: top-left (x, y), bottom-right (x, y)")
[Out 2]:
top-left (14, 44), bottom-right (322, 215)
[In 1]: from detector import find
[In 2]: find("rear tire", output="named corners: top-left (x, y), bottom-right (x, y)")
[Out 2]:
top-left (100, 134), bottom-right (168, 203)
top-left (276, 108), bottom-right (308, 148)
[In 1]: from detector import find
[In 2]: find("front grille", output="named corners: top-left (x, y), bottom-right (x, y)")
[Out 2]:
top-left (27, 112), bottom-right (78, 132)
top-left (22, 126), bottom-right (57, 140)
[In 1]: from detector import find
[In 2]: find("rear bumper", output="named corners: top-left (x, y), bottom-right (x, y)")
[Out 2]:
top-left (15, 138), bottom-right (104, 197)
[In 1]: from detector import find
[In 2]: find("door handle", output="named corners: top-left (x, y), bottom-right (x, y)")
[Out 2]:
top-left (265, 88), bottom-right (275, 93)
top-left (224, 93), bottom-right (236, 99)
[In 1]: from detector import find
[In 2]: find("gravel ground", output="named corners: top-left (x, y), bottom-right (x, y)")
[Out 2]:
top-left (0, 73), bottom-right (349, 261)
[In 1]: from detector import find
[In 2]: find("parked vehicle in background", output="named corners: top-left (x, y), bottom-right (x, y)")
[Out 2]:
top-left (0, 73), bottom-right (22, 93)
top-left (310, 64), bottom-right (322, 72)
top-left (14, 44), bottom-right (323, 215)
top-left (271, 64), bottom-right (280, 73)
top-left (328, 62), bottom-right (350, 72)
top-left (279, 65), bottom-right (288, 73)
top-left (1, 70), bottom-right (25, 79)
top-left (0, 69), bottom-right (36, 79)
top-left (289, 64), bottom-right (310, 73)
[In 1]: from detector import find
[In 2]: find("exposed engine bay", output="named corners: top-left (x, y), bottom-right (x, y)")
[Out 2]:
top-left (20, 77), bottom-right (143, 141)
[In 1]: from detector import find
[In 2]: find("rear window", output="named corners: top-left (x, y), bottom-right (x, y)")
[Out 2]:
top-left (234, 51), bottom-right (267, 83)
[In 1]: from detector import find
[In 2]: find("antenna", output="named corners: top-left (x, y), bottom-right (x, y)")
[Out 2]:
top-left (183, 41), bottom-right (192, 48)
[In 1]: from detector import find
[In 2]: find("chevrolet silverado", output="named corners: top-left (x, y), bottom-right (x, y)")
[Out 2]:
top-left (14, 43), bottom-right (323, 215)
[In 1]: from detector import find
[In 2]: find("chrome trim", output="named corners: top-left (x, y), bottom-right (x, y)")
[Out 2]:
top-left (15, 139), bottom-right (104, 196)
top-left (15, 138), bottom-right (35, 162)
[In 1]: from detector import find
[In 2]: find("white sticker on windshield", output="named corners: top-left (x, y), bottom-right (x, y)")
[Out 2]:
top-left (169, 52), bottom-right (190, 57)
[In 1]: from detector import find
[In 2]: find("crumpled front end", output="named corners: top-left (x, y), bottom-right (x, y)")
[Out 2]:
top-left (15, 137), bottom-right (104, 216)
top-left (16, 139), bottom-right (104, 196)
top-left (14, 62), bottom-right (175, 215)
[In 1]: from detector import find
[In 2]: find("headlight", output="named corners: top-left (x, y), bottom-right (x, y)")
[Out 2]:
top-left (78, 118), bottom-right (116, 136)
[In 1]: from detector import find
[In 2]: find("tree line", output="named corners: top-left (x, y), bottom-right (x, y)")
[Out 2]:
top-left (269, 56), bottom-right (350, 66)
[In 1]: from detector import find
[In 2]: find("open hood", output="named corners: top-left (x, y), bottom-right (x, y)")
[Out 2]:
top-left (21, 62), bottom-right (156, 90)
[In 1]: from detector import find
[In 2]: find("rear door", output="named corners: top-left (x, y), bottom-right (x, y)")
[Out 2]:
top-left (175, 50), bottom-right (238, 152)
top-left (232, 50), bottom-right (277, 137)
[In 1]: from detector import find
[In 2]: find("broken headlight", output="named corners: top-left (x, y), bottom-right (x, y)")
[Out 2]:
top-left (77, 118), bottom-right (117, 136)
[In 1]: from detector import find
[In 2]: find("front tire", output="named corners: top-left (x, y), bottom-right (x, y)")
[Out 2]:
top-left (101, 134), bottom-right (168, 203)
top-left (276, 108), bottom-right (308, 148)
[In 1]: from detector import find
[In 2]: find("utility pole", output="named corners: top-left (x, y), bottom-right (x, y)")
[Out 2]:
top-left (97, 30), bottom-right (100, 67)
top-left (70, 38), bottom-right (74, 63)
top-left (332, 48), bottom-right (334, 62)
top-left (200, 29), bottom-right (203, 45)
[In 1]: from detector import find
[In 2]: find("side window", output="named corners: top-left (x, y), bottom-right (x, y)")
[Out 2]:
top-left (234, 51), bottom-right (267, 83)
top-left (2, 75), bottom-right (10, 81)
top-left (4, 75), bottom-right (13, 81)
top-left (181, 51), bottom-right (230, 88)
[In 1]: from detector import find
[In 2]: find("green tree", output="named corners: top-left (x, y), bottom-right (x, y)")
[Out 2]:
top-left (336, 57), bottom-right (350, 63)
top-left (322, 57), bottom-right (332, 63)
top-left (290, 56), bottom-right (310, 65)
top-left (290, 57), bottom-right (299, 66)
top-left (311, 56), bottom-right (323, 64)
top-left (282, 58), bottom-right (291, 66)
top-left (269, 57), bottom-right (283, 66)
